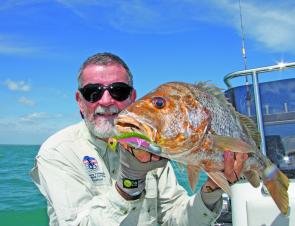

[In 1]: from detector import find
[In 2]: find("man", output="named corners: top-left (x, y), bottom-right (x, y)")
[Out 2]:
top-left (31, 52), bottom-right (245, 226)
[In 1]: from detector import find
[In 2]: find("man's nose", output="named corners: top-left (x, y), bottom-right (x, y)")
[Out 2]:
top-left (98, 90), bottom-right (115, 106)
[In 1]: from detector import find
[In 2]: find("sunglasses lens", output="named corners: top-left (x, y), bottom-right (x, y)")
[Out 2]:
top-left (80, 83), bottom-right (133, 102)
top-left (109, 83), bottom-right (133, 101)
top-left (80, 84), bottom-right (103, 103)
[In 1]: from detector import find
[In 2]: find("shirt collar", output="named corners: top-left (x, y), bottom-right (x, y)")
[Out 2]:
top-left (80, 121), bottom-right (108, 157)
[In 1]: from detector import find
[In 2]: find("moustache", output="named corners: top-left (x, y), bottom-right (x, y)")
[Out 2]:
top-left (94, 105), bottom-right (120, 116)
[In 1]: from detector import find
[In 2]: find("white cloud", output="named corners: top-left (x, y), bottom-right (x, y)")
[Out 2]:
top-left (19, 112), bottom-right (48, 122)
top-left (207, 0), bottom-right (295, 53)
top-left (0, 35), bottom-right (40, 55)
top-left (0, 45), bottom-right (37, 55)
top-left (4, 79), bottom-right (31, 92)
top-left (0, 112), bottom-right (80, 144)
top-left (56, 0), bottom-right (295, 54)
top-left (18, 97), bottom-right (35, 106)
top-left (56, 0), bottom-right (206, 34)
top-left (19, 112), bottom-right (62, 123)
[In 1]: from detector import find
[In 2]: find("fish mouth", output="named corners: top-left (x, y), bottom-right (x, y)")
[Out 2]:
top-left (115, 112), bottom-right (156, 142)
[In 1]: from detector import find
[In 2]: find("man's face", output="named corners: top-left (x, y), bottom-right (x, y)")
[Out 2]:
top-left (76, 64), bottom-right (136, 139)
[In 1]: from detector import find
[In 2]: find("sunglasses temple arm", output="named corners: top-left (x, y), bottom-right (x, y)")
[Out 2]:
top-left (80, 111), bottom-right (84, 119)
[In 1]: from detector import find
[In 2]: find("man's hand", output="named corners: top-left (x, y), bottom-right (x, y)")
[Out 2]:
top-left (200, 151), bottom-right (248, 210)
top-left (116, 147), bottom-right (167, 200)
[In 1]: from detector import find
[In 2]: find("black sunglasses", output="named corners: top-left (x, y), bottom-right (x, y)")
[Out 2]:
top-left (79, 82), bottom-right (133, 103)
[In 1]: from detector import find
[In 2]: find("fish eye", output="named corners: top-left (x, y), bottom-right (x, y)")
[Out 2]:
top-left (152, 97), bottom-right (166, 109)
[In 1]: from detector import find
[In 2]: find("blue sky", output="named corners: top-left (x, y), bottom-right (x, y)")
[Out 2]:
top-left (0, 0), bottom-right (295, 145)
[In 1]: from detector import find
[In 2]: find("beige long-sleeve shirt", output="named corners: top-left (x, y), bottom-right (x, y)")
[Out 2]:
top-left (31, 121), bottom-right (222, 226)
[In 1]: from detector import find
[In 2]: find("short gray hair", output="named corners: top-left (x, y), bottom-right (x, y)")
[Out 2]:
top-left (77, 52), bottom-right (133, 88)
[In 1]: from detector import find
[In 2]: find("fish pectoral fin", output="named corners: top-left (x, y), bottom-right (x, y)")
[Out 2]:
top-left (211, 134), bottom-right (256, 154)
top-left (187, 164), bottom-right (200, 192)
top-left (207, 171), bottom-right (231, 196)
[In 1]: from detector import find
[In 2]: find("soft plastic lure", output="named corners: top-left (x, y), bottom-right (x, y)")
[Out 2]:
top-left (108, 132), bottom-right (161, 154)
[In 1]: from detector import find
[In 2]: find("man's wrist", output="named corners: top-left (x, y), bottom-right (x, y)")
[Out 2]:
top-left (115, 182), bottom-right (145, 200)
top-left (200, 187), bottom-right (223, 211)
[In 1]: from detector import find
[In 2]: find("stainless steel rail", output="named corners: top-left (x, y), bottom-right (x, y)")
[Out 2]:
top-left (223, 62), bottom-right (295, 156)
top-left (224, 62), bottom-right (295, 88)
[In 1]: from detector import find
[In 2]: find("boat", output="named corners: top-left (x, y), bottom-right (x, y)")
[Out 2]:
top-left (214, 62), bottom-right (295, 226)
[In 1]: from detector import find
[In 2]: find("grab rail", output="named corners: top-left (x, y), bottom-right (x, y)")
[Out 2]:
top-left (224, 62), bottom-right (295, 88)
top-left (223, 62), bottom-right (295, 156)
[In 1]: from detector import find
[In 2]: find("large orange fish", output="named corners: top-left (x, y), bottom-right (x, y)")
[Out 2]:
top-left (110, 82), bottom-right (289, 215)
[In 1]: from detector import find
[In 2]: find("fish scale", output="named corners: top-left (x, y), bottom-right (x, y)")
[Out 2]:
top-left (191, 84), bottom-right (246, 139)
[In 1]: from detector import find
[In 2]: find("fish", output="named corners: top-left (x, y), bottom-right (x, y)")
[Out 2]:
top-left (109, 81), bottom-right (289, 215)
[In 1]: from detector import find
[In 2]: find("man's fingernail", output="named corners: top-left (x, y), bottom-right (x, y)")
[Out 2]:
top-left (224, 151), bottom-right (233, 158)
top-left (243, 153), bottom-right (248, 160)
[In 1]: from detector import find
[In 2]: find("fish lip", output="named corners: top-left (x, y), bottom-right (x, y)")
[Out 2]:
top-left (115, 111), bottom-right (156, 141)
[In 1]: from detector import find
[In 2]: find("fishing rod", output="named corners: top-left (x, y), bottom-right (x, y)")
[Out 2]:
top-left (238, 0), bottom-right (252, 116)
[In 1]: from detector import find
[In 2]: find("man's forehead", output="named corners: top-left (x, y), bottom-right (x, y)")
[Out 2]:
top-left (81, 64), bottom-right (129, 84)
top-left (83, 63), bottom-right (125, 72)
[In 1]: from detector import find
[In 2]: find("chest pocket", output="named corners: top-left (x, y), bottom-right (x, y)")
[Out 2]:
top-left (138, 170), bottom-right (158, 226)
top-left (76, 140), bottom-right (112, 189)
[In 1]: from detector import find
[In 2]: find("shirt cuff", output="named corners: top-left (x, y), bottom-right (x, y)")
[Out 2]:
top-left (200, 189), bottom-right (223, 213)
top-left (106, 184), bottom-right (145, 222)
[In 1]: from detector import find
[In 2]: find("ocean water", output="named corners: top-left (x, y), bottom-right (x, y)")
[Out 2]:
top-left (0, 145), bottom-right (48, 226)
top-left (0, 145), bottom-right (207, 226)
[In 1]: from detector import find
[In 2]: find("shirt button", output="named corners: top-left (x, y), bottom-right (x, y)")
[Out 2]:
top-left (120, 209), bottom-right (128, 215)
top-left (131, 207), bottom-right (136, 211)
top-left (203, 213), bottom-right (208, 217)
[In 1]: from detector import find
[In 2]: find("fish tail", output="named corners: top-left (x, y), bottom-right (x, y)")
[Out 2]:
top-left (263, 164), bottom-right (289, 215)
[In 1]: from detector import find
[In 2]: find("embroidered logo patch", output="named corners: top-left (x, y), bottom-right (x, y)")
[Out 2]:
top-left (83, 156), bottom-right (98, 170)
top-left (83, 155), bottom-right (106, 183)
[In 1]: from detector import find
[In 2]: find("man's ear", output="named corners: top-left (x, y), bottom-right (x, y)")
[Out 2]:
top-left (75, 91), bottom-right (84, 118)
top-left (76, 91), bottom-right (84, 115)
top-left (130, 89), bottom-right (137, 102)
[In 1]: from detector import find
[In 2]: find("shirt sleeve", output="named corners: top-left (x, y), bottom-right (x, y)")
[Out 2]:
top-left (31, 147), bottom-right (144, 226)
top-left (157, 163), bottom-right (222, 226)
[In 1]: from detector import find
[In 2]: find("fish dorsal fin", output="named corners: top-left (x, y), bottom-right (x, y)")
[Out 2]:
top-left (238, 113), bottom-right (261, 147)
top-left (207, 171), bottom-right (231, 196)
top-left (194, 82), bottom-right (234, 110)
top-left (187, 164), bottom-right (201, 192)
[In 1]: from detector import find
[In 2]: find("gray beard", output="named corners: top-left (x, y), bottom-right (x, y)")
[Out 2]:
top-left (84, 116), bottom-right (116, 139)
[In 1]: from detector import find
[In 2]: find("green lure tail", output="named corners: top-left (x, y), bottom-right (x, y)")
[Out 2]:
top-left (108, 132), bottom-right (151, 151)
top-left (113, 132), bottom-right (151, 142)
